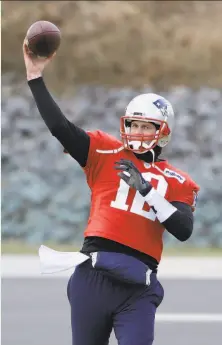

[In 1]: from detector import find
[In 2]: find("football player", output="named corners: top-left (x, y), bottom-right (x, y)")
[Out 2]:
top-left (23, 41), bottom-right (200, 345)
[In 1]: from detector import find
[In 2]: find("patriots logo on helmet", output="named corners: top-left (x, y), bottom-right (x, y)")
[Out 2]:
top-left (153, 99), bottom-right (169, 117)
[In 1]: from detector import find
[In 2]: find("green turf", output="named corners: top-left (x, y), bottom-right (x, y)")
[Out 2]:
top-left (1, 240), bottom-right (222, 256)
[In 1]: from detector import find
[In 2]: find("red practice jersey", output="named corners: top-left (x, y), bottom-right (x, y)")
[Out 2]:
top-left (83, 130), bottom-right (200, 262)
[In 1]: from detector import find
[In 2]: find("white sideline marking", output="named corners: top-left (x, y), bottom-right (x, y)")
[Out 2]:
top-left (156, 313), bottom-right (222, 322)
top-left (1, 255), bottom-right (222, 279)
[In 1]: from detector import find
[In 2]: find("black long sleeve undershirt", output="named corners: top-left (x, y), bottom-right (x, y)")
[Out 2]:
top-left (28, 77), bottom-right (194, 270)
top-left (164, 201), bottom-right (193, 241)
top-left (28, 77), bottom-right (90, 167)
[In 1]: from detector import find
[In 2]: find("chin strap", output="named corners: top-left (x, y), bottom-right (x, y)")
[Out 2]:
top-left (150, 149), bottom-right (155, 167)
top-left (149, 148), bottom-right (167, 176)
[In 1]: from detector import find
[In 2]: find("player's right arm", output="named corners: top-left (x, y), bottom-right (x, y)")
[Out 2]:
top-left (22, 40), bottom-right (90, 168)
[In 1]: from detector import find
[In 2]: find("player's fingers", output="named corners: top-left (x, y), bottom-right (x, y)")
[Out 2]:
top-left (117, 159), bottom-right (132, 166)
top-left (117, 172), bottom-right (130, 184)
top-left (23, 38), bottom-right (32, 54)
top-left (114, 160), bottom-right (123, 165)
top-left (114, 159), bottom-right (132, 167)
top-left (46, 51), bottom-right (57, 62)
top-left (22, 37), bottom-right (27, 48)
top-left (119, 159), bottom-right (137, 172)
top-left (51, 51), bottom-right (57, 58)
top-left (114, 161), bottom-right (129, 171)
top-left (23, 39), bottom-right (29, 55)
top-left (23, 38), bottom-right (36, 61)
top-left (114, 164), bottom-right (128, 171)
top-left (130, 170), bottom-right (141, 181)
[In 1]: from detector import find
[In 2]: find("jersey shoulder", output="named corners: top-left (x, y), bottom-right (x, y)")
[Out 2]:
top-left (161, 161), bottom-right (200, 211)
top-left (83, 130), bottom-right (123, 185)
top-left (87, 130), bottom-right (122, 152)
top-left (162, 161), bottom-right (199, 189)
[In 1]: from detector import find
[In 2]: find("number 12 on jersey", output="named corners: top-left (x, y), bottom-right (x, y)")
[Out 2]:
top-left (110, 172), bottom-right (168, 221)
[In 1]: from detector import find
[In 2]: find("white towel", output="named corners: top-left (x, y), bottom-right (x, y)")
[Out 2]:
top-left (38, 245), bottom-right (90, 274)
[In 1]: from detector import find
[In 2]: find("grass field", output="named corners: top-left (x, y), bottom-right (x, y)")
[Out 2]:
top-left (1, 240), bottom-right (222, 256)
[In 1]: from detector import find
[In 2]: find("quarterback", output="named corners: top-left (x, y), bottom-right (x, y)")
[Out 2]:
top-left (23, 41), bottom-right (199, 345)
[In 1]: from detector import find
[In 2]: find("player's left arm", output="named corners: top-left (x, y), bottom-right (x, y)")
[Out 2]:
top-left (115, 159), bottom-right (199, 241)
top-left (158, 200), bottom-right (193, 241)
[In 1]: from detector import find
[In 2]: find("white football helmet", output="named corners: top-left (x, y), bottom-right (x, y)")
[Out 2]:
top-left (120, 93), bottom-right (174, 154)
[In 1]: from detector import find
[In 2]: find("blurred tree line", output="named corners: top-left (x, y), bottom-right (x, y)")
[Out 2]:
top-left (2, 1), bottom-right (222, 94)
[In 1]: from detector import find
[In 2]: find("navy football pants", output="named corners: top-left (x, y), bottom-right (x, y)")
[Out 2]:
top-left (67, 260), bottom-right (164, 345)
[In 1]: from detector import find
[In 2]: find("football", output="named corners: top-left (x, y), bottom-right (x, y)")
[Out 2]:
top-left (26, 21), bottom-right (61, 57)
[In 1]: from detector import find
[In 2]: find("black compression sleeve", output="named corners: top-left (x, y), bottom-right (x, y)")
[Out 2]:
top-left (27, 77), bottom-right (90, 167)
top-left (162, 202), bottom-right (194, 241)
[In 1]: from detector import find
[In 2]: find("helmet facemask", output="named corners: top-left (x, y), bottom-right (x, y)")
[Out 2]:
top-left (120, 116), bottom-right (170, 154)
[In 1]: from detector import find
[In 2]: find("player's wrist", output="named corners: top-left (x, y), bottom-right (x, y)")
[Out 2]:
top-left (139, 183), bottom-right (153, 197)
top-left (26, 72), bottom-right (42, 81)
top-left (144, 189), bottom-right (177, 223)
top-left (142, 187), bottom-right (156, 200)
